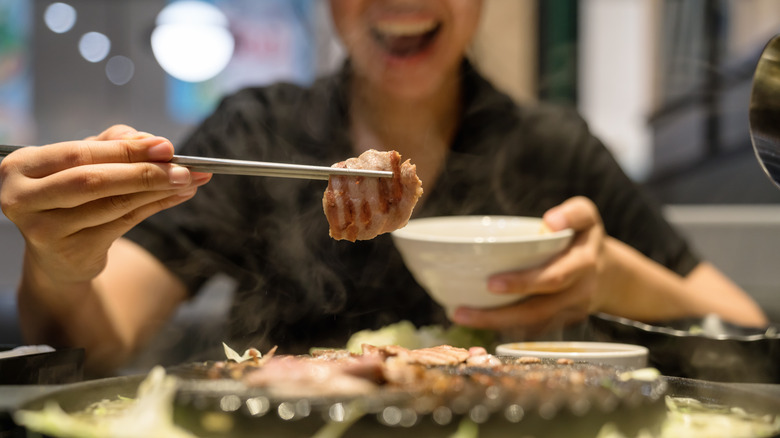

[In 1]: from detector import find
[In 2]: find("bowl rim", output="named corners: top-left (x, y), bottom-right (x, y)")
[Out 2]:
top-left (495, 341), bottom-right (649, 359)
top-left (391, 215), bottom-right (574, 244)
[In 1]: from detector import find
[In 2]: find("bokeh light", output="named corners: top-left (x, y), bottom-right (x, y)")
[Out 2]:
top-left (105, 55), bottom-right (135, 85)
top-left (150, 1), bottom-right (234, 83)
top-left (78, 31), bottom-right (111, 63)
top-left (43, 2), bottom-right (77, 34)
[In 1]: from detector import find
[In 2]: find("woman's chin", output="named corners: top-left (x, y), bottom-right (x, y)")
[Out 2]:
top-left (365, 58), bottom-right (459, 100)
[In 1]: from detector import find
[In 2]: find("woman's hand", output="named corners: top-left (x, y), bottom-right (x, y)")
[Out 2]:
top-left (0, 124), bottom-right (211, 285)
top-left (451, 196), bottom-right (607, 336)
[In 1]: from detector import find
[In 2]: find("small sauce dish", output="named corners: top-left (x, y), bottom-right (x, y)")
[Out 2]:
top-left (495, 341), bottom-right (649, 369)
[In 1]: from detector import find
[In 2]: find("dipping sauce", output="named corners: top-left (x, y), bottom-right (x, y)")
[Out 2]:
top-left (506, 345), bottom-right (618, 353)
top-left (496, 341), bottom-right (649, 369)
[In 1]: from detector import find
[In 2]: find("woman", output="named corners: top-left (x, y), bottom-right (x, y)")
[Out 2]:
top-left (0, 0), bottom-right (767, 374)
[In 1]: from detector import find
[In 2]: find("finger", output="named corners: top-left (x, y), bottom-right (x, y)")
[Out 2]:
top-left (74, 188), bottom-right (201, 248)
top-left (92, 124), bottom-right (140, 141)
top-left (83, 124), bottom-right (141, 142)
top-left (17, 181), bottom-right (206, 258)
top-left (543, 196), bottom-right (601, 232)
top-left (37, 188), bottom-right (202, 281)
top-left (24, 162), bottom-right (206, 210)
top-left (119, 130), bottom-right (155, 141)
top-left (489, 232), bottom-right (598, 296)
top-left (452, 288), bottom-right (589, 331)
top-left (44, 181), bottom-right (209, 236)
top-left (483, 196), bottom-right (603, 295)
top-left (12, 136), bottom-right (175, 178)
top-left (488, 253), bottom-right (576, 295)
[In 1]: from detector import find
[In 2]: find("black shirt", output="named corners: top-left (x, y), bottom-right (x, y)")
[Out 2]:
top-left (125, 61), bottom-right (699, 353)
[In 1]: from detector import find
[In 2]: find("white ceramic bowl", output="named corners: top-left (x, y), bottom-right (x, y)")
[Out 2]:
top-left (495, 341), bottom-right (649, 369)
top-left (391, 216), bottom-right (574, 316)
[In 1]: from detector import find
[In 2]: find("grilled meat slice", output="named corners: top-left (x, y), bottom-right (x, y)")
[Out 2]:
top-left (323, 149), bottom-right (423, 241)
top-left (242, 354), bottom-right (384, 398)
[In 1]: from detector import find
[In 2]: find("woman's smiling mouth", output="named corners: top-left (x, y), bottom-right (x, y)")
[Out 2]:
top-left (371, 19), bottom-right (442, 57)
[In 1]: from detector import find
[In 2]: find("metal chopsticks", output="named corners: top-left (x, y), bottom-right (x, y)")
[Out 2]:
top-left (0, 144), bottom-right (393, 180)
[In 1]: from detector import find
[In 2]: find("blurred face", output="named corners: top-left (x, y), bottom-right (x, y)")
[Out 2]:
top-left (329, 0), bottom-right (483, 100)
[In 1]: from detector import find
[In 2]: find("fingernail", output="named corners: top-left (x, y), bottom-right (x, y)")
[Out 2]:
top-left (544, 210), bottom-right (567, 231)
top-left (169, 166), bottom-right (190, 184)
top-left (488, 279), bottom-right (508, 293)
top-left (147, 139), bottom-right (173, 161)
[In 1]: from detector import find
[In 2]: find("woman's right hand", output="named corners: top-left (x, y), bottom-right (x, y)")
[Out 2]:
top-left (0, 124), bottom-right (211, 285)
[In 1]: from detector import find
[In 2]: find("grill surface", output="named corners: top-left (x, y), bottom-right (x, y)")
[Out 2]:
top-left (170, 357), bottom-right (668, 438)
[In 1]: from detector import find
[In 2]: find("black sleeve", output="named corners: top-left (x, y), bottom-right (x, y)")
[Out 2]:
top-left (122, 88), bottom-right (282, 294)
top-left (543, 106), bottom-right (700, 276)
top-left (123, 74), bottom-right (349, 297)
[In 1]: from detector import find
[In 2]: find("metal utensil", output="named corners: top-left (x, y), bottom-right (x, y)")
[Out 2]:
top-left (0, 144), bottom-right (393, 181)
top-left (750, 34), bottom-right (780, 189)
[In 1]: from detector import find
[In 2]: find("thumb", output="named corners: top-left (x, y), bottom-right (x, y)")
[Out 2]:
top-left (543, 196), bottom-right (601, 232)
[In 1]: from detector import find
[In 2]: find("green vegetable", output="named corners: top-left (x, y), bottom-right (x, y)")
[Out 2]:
top-left (449, 418), bottom-right (479, 438)
top-left (346, 320), bottom-right (496, 353)
top-left (14, 367), bottom-right (196, 438)
top-left (597, 397), bottom-right (780, 438)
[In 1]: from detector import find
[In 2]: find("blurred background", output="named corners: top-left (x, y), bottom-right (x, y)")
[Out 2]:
top-left (1, 0), bottom-right (779, 366)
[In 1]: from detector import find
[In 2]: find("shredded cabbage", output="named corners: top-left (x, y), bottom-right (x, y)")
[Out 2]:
top-left (660, 396), bottom-right (780, 438)
top-left (345, 320), bottom-right (495, 353)
top-left (618, 368), bottom-right (661, 382)
top-left (14, 366), bottom-right (197, 438)
top-left (222, 342), bottom-right (260, 363)
top-left (597, 396), bottom-right (780, 438)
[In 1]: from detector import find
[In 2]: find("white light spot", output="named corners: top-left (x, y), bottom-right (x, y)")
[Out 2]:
top-left (79, 31), bottom-right (111, 63)
top-left (245, 397), bottom-right (270, 416)
top-left (328, 403), bottom-right (345, 422)
top-left (380, 406), bottom-right (402, 426)
top-left (468, 405), bottom-right (489, 424)
top-left (105, 55), bottom-right (135, 85)
top-left (399, 409), bottom-right (418, 427)
top-left (504, 404), bottom-right (524, 423)
top-left (218, 395), bottom-right (241, 412)
top-left (295, 399), bottom-right (311, 417)
top-left (44, 2), bottom-right (77, 34)
top-left (432, 406), bottom-right (452, 425)
top-left (277, 402), bottom-right (295, 420)
top-left (151, 1), bottom-right (234, 82)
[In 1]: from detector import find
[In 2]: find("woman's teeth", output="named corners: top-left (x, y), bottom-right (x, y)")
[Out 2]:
top-left (374, 20), bottom-right (438, 37)
top-left (372, 20), bottom-right (440, 57)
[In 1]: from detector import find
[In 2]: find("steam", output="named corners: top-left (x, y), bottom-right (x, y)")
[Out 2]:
top-left (128, 61), bottom-right (594, 371)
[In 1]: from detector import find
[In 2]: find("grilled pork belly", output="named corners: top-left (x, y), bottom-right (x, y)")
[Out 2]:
top-left (189, 344), bottom-right (661, 422)
top-left (323, 149), bottom-right (423, 241)
top-left (202, 343), bottom-right (659, 411)
top-left (242, 353), bottom-right (384, 398)
top-left (363, 344), bottom-right (471, 366)
top-left (236, 344), bottom-right (498, 397)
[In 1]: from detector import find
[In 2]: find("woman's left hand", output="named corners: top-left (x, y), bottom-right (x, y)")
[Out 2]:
top-left (451, 196), bottom-right (608, 335)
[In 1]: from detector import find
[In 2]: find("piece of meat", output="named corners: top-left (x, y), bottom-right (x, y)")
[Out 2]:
top-left (368, 344), bottom-right (471, 366)
top-left (322, 149), bottom-right (423, 241)
top-left (242, 355), bottom-right (381, 398)
top-left (204, 343), bottom-right (652, 408)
